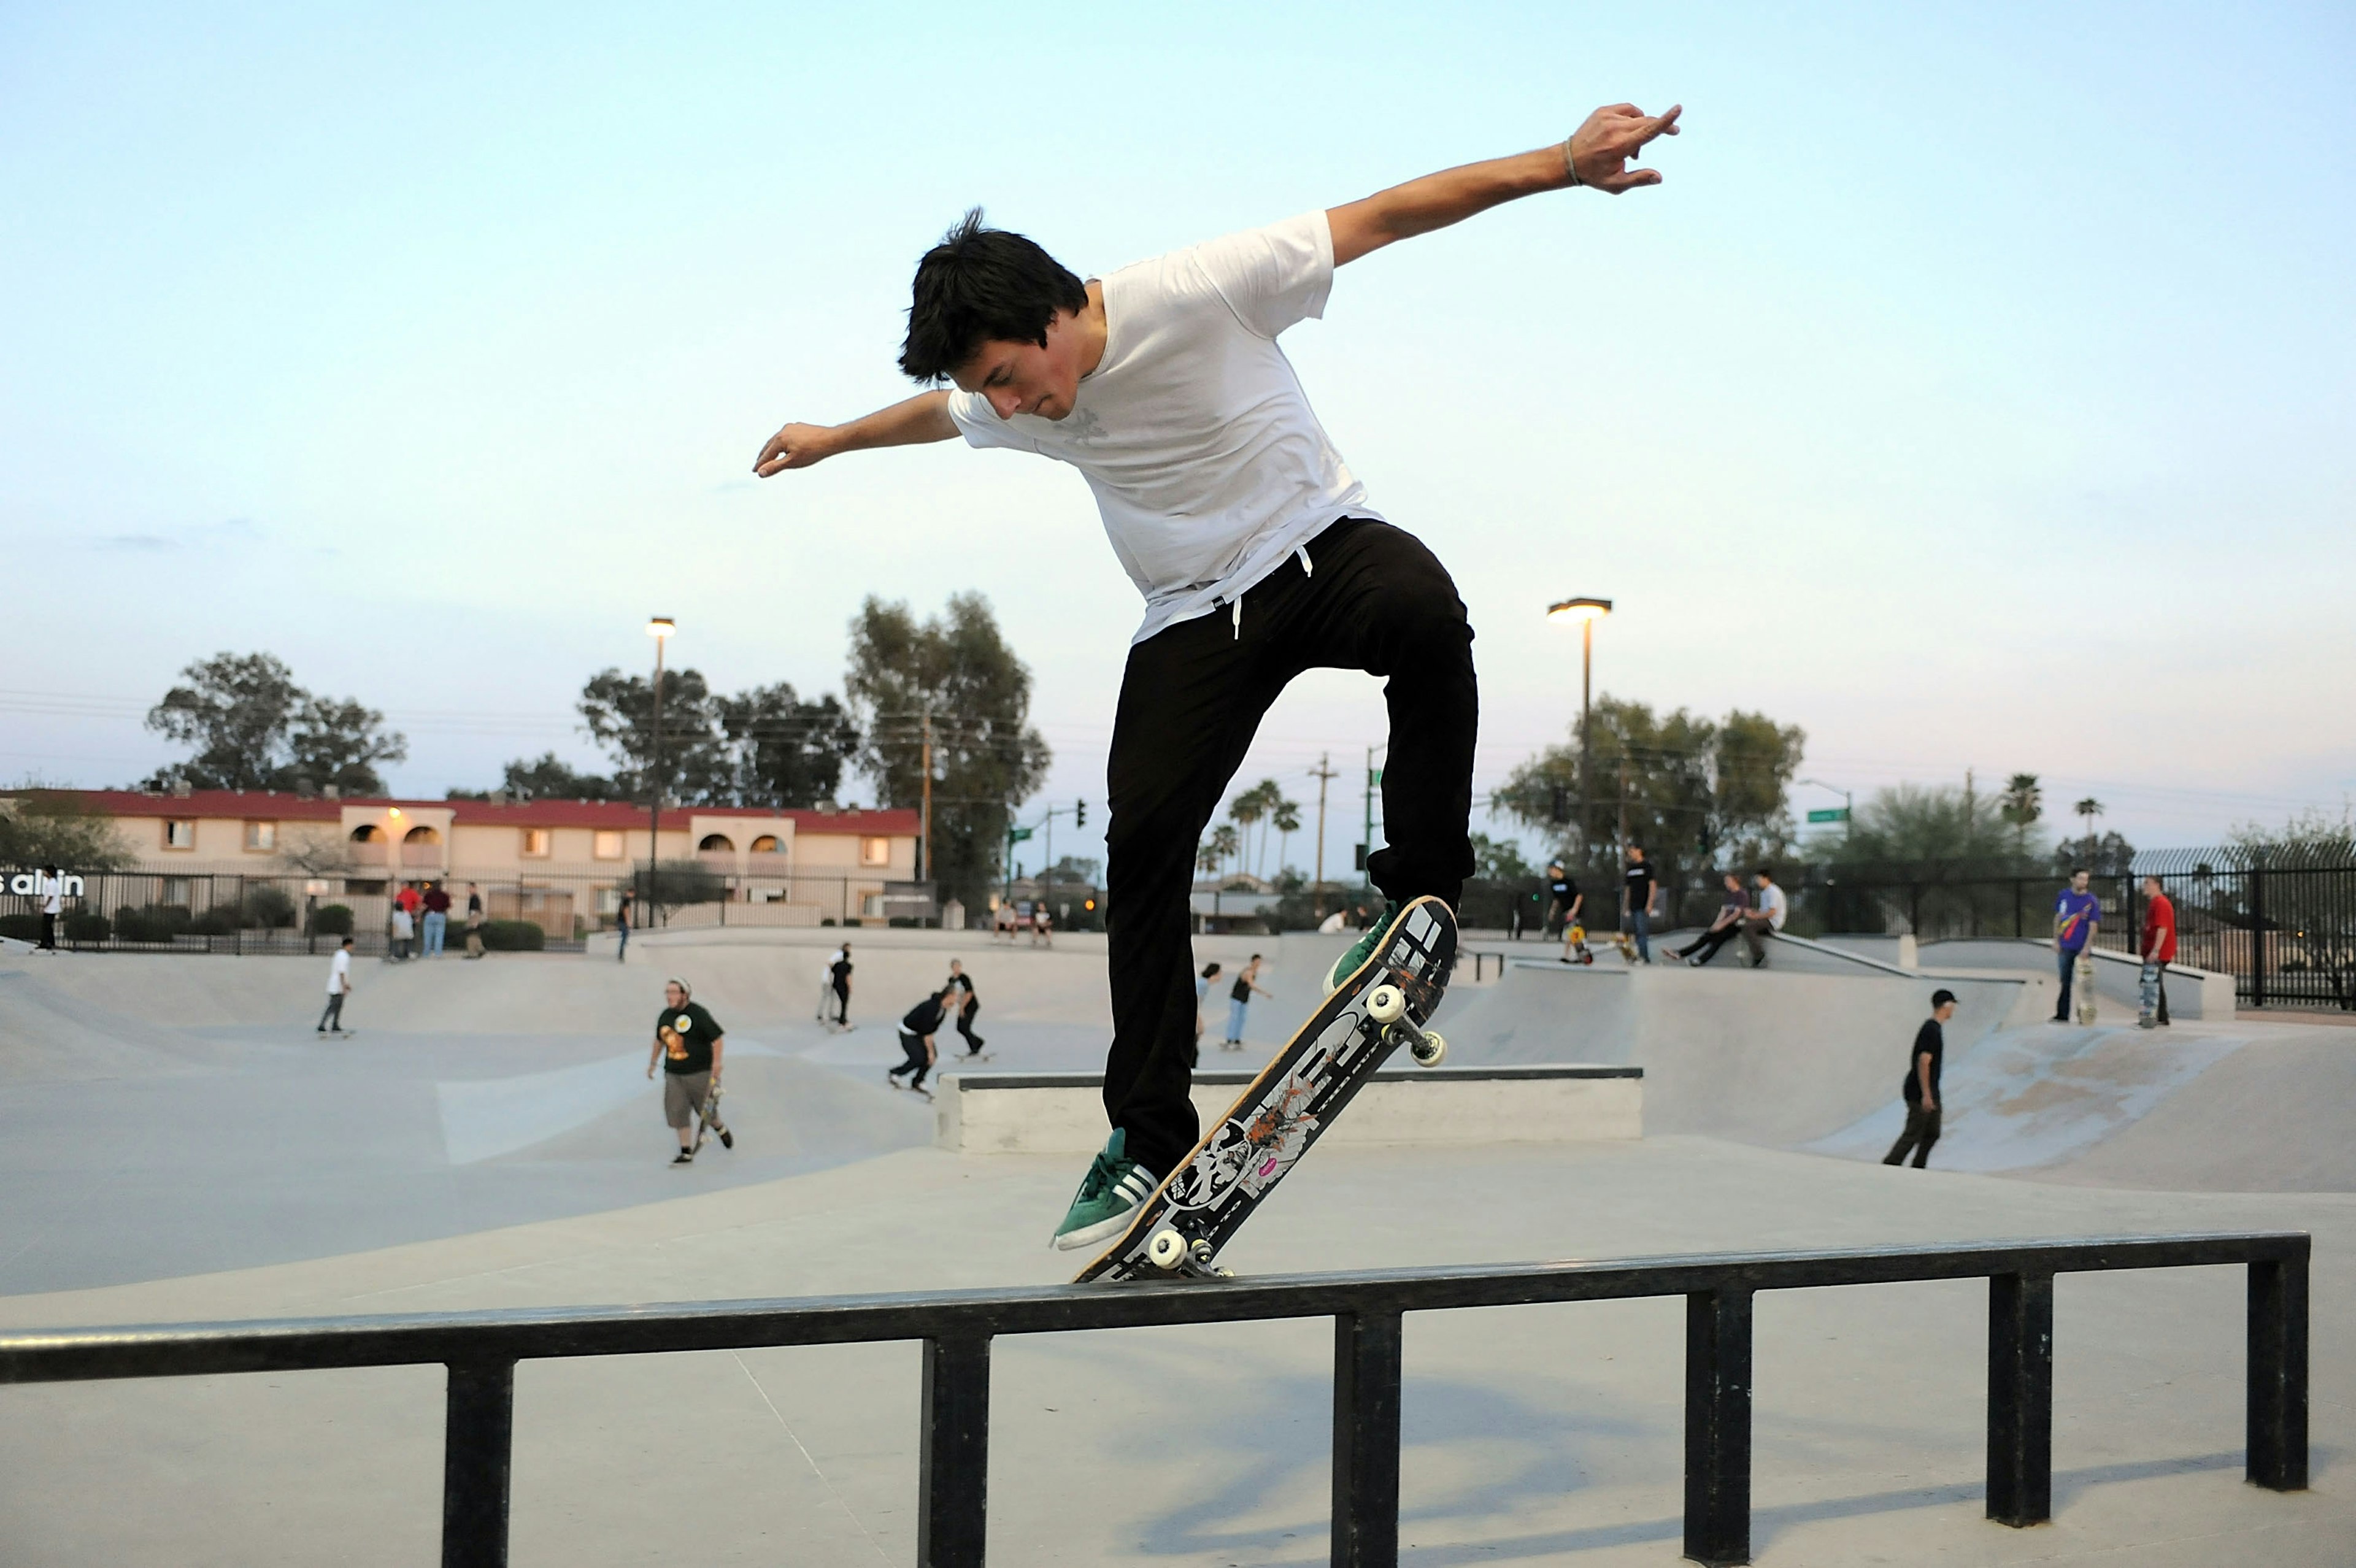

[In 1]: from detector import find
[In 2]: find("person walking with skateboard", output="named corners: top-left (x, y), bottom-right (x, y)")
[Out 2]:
top-left (945, 958), bottom-right (987, 1059)
top-left (317, 936), bottom-right (355, 1034)
top-left (647, 977), bottom-right (731, 1165)
top-left (890, 983), bottom-right (957, 1099)
top-left (752, 100), bottom-right (1683, 1249)
top-left (2052, 868), bottom-right (2101, 1022)
top-left (1546, 861), bottom-right (1586, 964)
top-left (828, 943), bottom-right (854, 1030)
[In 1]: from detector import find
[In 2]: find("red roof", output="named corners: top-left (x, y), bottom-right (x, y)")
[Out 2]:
top-left (22, 790), bottom-right (918, 837)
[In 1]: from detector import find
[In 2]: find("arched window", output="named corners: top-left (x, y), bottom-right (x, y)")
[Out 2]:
top-left (699, 833), bottom-right (735, 853)
top-left (750, 834), bottom-right (781, 853)
top-left (402, 824), bottom-right (442, 845)
top-left (350, 824), bottom-right (383, 844)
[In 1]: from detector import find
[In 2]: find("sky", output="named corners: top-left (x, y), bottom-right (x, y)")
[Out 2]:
top-left (3, 1), bottom-right (2350, 878)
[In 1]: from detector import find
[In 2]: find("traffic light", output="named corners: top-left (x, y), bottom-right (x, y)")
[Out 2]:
top-left (1075, 799), bottom-right (1087, 829)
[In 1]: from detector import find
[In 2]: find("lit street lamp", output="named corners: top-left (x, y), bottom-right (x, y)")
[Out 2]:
top-left (646, 617), bottom-right (676, 921)
top-left (1547, 596), bottom-right (1612, 863)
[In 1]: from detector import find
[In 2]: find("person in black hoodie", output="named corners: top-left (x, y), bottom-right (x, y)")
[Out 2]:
top-left (890, 983), bottom-right (958, 1099)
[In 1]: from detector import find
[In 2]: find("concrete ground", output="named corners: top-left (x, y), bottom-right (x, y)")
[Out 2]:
top-left (1, 929), bottom-right (2351, 1564)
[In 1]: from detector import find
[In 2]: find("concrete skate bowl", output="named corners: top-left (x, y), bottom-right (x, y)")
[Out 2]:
top-left (1435, 948), bottom-right (2356, 1194)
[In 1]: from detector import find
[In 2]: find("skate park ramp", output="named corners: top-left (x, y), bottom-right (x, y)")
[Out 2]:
top-left (1439, 939), bottom-right (2356, 1193)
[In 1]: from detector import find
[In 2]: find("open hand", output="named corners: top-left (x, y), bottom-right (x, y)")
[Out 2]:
top-left (754, 422), bottom-right (835, 477)
top-left (1570, 102), bottom-right (1682, 193)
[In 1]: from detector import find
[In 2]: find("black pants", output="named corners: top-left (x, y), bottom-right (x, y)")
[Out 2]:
top-left (1884, 1104), bottom-right (1941, 1167)
top-left (318, 993), bottom-right (345, 1031)
top-left (957, 1003), bottom-right (985, 1055)
top-left (38, 912), bottom-right (57, 950)
top-left (1673, 923), bottom-right (1739, 965)
top-left (832, 982), bottom-right (850, 1026)
top-left (1103, 518), bottom-right (1477, 1177)
top-left (891, 1031), bottom-right (931, 1090)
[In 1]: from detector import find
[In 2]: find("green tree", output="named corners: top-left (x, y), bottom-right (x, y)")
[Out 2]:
top-left (719, 683), bottom-right (860, 808)
top-left (1829, 782), bottom-right (2017, 867)
top-left (1493, 697), bottom-right (1804, 881)
top-left (1204, 823), bottom-right (1241, 880)
top-left (845, 593), bottom-right (1051, 909)
top-left (0, 793), bottom-right (134, 869)
top-left (482, 752), bottom-right (620, 802)
top-left (144, 651), bottom-right (407, 794)
top-left (577, 666), bottom-right (733, 805)
top-left (1271, 795), bottom-right (1302, 877)
top-left (1468, 831), bottom-right (1535, 882)
top-left (2227, 804), bottom-right (2356, 864)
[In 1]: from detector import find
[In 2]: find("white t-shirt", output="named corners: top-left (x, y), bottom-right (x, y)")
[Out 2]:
top-left (947, 210), bottom-right (1379, 643)
top-left (38, 875), bottom-right (62, 915)
top-left (1756, 883), bottom-right (1789, 930)
top-left (327, 949), bottom-right (352, 994)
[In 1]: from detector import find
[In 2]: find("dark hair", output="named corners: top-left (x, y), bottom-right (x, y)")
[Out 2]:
top-left (1202, 963), bottom-right (1221, 977)
top-left (1754, 867), bottom-right (1773, 878)
top-left (1930, 988), bottom-right (1957, 1009)
top-left (900, 209), bottom-right (1087, 382)
top-left (2070, 866), bottom-right (2088, 877)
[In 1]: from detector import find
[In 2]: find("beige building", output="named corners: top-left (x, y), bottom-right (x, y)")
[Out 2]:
top-left (37, 789), bottom-right (923, 932)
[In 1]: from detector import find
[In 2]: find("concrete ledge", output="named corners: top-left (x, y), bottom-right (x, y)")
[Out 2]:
top-left (935, 1065), bottom-right (1644, 1154)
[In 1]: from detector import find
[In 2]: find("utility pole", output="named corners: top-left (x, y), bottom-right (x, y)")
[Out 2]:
top-left (1308, 753), bottom-right (1336, 898)
top-left (644, 617), bottom-right (675, 927)
top-left (918, 711), bottom-right (933, 884)
top-left (1617, 753), bottom-right (1630, 864)
top-left (1361, 745), bottom-right (1380, 893)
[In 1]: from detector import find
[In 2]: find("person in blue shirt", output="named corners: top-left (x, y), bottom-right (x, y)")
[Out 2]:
top-left (2052, 868), bottom-right (2103, 1023)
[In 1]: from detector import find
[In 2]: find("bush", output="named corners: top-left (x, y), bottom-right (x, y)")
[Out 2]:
top-left (310, 902), bottom-right (355, 937)
top-left (114, 904), bottom-right (193, 943)
top-left (192, 905), bottom-right (242, 936)
top-left (480, 919), bottom-right (545, 952)
top-left (244, 884), bottom-right (298, 929)
top-left (63, 912), bottom-right (110, 943)
top-left (0, 913), bottom-right (38, 942)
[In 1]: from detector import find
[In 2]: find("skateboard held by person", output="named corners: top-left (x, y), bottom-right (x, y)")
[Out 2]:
top-left (691, 1080), bottom-right (732, 1153)
top-left (2075, 953), bottom-right (2098, 1025)
top-left (1564, 923), bottom-right (1595, 966)
top-left (1076, 896), bottom-right (1457, 1283)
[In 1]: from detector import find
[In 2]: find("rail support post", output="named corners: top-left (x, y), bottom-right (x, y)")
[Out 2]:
top-left (1985, 1271), bottom-right (2054, 1526)
top-left (2248, 1250), bottom-right (2309, 1491)
top-left (919, 1334), bottom-right (991, 1567)
top-left (442, 1359), bottom-right (515, 1568)
top-left (1683, 1286), bottom-right (1753, 1566)
top-left (1331, 1309), bottom-right (1404, 1568)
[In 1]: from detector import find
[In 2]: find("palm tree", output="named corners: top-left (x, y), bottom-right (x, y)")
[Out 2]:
top-left (2073, 796), bottom-right (2104, 861)
top-left (1272, 796), bottom-right (1302, 877)
top-left (1207, 823), bottom-right (1241, 882)
top-left (2000, 773), bottom-right (2042, 860)
top-left (1227, 784), bottom-right (1269, 877)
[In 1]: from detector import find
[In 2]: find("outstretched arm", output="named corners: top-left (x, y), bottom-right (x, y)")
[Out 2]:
top-left (754, 390), bottom-right (957, 477)
top-left (1326, 102), bottom-right (1682, 267)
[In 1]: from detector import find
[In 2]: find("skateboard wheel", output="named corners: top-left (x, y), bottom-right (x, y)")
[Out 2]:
top-left (1147, 1228), bottom-right (1188, 1270)
top-left (1411, 1031), bottom-right (1447, 1067)
top-left (1366, 983), bottom-right (1406, 1024)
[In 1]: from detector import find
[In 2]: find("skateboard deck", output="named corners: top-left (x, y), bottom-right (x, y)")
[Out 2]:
top-left (1565, 923), bottom-right (1595, 965)
top-left (1077, 896), bottom-right (1458, 1283)
top-left (2075, 953), bottom-right (2097, 1025)
top-left (692, 1081), bottom-right (725, 1151)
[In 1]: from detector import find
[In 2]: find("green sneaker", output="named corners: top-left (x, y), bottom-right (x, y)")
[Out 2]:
top-left (1324, 901), bottom-right (1404, 993)
top-left (1050, 1128), bottom-right (1160, 1251)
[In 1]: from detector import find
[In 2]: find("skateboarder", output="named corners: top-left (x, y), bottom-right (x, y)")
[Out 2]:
top-left (828, 943), bottom-right (854, 1029)
top-left (1546, 861), bottom-right (1584, 963)
top-left (2138, 875), bottom-right (2175, 1028)
top-left (1883, 989), bottom-right (1957, 1169)
top-left (317, 936), bottom-right (355, 1034)
top-left (647, 977), bottom-right (730, 1164)
top-left (751, 101), bottom-right (1682, 1248)
top-left (945, 959), bottom-right (986, 1058)
top-left (2052, 869), bottom-right (2101, 1022)
top-left (890, 983), bottom-right (958, 1098)
top-left (1223, 954), bottom-right (1272, 1050)
top-left (615, 890), bottom-right (633, 963)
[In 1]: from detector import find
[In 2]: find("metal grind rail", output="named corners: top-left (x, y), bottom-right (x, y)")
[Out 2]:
top-left (0, 1232), bottom-right (2308, 1567)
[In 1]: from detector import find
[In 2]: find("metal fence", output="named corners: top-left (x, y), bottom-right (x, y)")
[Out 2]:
top-left (1487, 848), bottom-right (2356, 1013)
top-left (0, 1231), bottom-right (2307, 1568)
top-left (0, 867), bottom-right (932, 958)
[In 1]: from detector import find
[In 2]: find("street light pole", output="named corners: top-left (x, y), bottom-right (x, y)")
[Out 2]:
top-left (645, 617), bottom-right (675, 924)
top-left (1547, 597), bottom-right (1613, 869)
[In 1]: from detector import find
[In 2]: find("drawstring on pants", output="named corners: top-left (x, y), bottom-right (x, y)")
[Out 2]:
top-left (1229, 542), bottom-right (1315, 641)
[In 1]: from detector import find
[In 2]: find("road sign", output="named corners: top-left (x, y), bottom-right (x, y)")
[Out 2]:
top-left (1807, 807), bottom-right (1850, 824)
top-left (1009, 826), bottom-right (1034, 843)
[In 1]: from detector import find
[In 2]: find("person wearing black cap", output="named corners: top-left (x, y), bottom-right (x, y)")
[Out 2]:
top-left (1884, 989), bottom-right (1957, 1169)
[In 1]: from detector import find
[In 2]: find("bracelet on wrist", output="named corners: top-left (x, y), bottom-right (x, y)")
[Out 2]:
top-left (1561, 136), bottom-right (1581, 188)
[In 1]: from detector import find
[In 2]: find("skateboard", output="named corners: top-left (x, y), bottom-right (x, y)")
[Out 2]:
top-left (1611, 930), bottom-right (1639, 964)
top-left (2075, 953), bottom-right (2097, 1025)
top-left (691, 1081), bottom-right (728, 1152)
top-left (1564, 923), bottom-right (1595, 965)
top-left (1077, 895), bottom-right (1457, 1283)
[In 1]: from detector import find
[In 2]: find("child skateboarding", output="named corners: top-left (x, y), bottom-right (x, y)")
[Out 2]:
top-left (753, 101), bottom-right (1682, 1250)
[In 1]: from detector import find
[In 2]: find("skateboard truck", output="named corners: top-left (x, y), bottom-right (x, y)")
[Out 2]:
top-left (1366, 980), bottom-right (1447, 1066)
top-left (1145, 1227), bottom-right (1233, 1278)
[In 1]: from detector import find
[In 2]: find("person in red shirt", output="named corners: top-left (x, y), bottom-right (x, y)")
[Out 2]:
top-left (2139, 875), bottom-right (2177, 1028)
